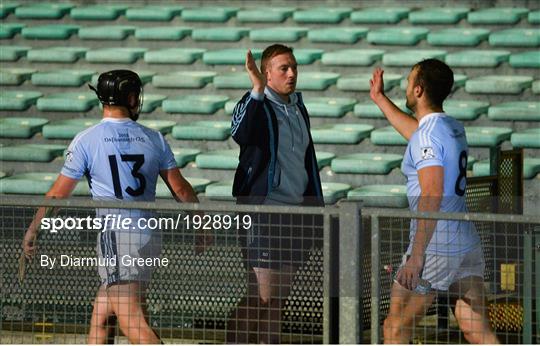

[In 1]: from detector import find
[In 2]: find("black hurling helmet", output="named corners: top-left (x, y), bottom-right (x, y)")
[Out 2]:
top-left (89, 70), bottom-right (143, 121)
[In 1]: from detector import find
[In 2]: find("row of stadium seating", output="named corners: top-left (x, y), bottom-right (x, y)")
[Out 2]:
top-left (3, 24), bottom-right (539, 47)
top-left (1, 1), bottom-right (538, 209)
top-left (2, 3), bottom-right (539, 25)
top-left (1, 90), bottom-right (538, 122)
top-left (2, 47), bottom-right (539, 68)
top-left (0, 116), bottom-right (537, 147)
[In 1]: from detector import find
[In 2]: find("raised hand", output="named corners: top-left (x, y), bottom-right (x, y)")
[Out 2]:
top-left (245, 50), bottom-right (266, 94)
top-left (369, 67), bottom-right (385, 102)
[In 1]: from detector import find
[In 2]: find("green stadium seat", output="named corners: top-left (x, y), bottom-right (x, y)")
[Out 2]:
top-left (203, 48), bottom-right (262, 65)
top-left (156, 177), bottom-right (211, 197)
top-left (0, 45), bottom-right (30, 61)
top-left (0, 172), bottom-right (58, 194)
top-left (331, 153), bottom-right (403, 174)
top-left (488, 102), bottom-right (540, 121)
top-left (0, 2), bottom-right (18, 19)
top-left (409, 7), bottom-right (469, 24)
top-left (0, 117), bottom-right (49, 138)
top-left (126, 5), bottom-right (182, 21)
top-left (350, 7), bottom-right (410, 24)
top-left (427, 28), bottom-right (490, 46)
top-left (400, 74), bottom-right (467, 91)
top-left (196, 149), bottom-right (238, 169)
top-left (31, 69), bottom-right (95, 87)
top-left (0, 171), bottom-right (6, 179)
top-left (317, 152), bottom-right (336, 168)
top-left (523, 159), bottom-right (540, 179)
top-left (214, 73), bottom-right (250, 89)
top-left (27, 46), bottom-right (88, 63)
top-left (465, 126), bottom-right (512, 147)
top-left (79, 25), bottom-right (135, 40)
top-left (70, 4), bottom-right (128, 20)
top-left (337, 73), bottom-right (401, 92)
top-left (137, 120), bottom-right (175, 134)
top-left (293, 49), bottom-right (324, 64)
top-left (153, 71), bottom-right (216, 89)
top-left (172, 120), bottom-right (230, 141)
top-left (467, 8), bottom-right (528, 25)
top-left (162, 95), bottom-right (228, 114)
top-left (529, 10), bottom-right (540, 24)
top-left (465, 76), bottom-right (532, 94)
top-left (347, 185), bottom-right (408, 208)
top-left (0, 90), bottom-right (41, 111)
top-left (489, 28), bottom-right (540, 47)
top-left (144, 48), bottom-right (205, 64)
top-left (0, 144), bottom-right (66, 162)
top-left (445, 50), bottom-right (510, 68)
top-left (141, 94), bottom-right (167, 113)
top-left (307, 27), bottom-right (368, 44)
top-left (181, 7), bottom-right (238, 22)
top-left (37, 92), bottom-right (98, 112)
top-left (192, 27), bottom-right (249, 42)
top-left (383, 49), bottom-right (447, 67)
top-left (297, 72), bottom-right (339, 91)
top-left (293, 7), bottom-right (352, 24)
top-left (86, 47), bottom-right (147, 63)
top-left (42, 119), bottom-right (100, 139)
top-left (236, 7), bottom-right (294, 23)
top-left (370, 126), bottom-right (407, 146)
top-left (22, 24), bottom-right (78, 40)
top-left (90, 70), bottom-right (154, 85)
top-left (170, 148), bottom-right (202, 167)
top-left (354, 100), bottom-right (407, 118)
top-left (509, 51), bottom-right (540, 68)
top-left (533, 80), bottom-right (540, 94)
top-left (249, 27), bottom-right (307, 42)
top-left (15, 3), bottom-right (73, 19)
top-left (205, 180), bottom-right (234, 201)
top-left (321, 49), bottom-right (384, 66)
top-left (304, 97), bottom-right (357, 117)
top-left (511, 128), bottom-right (540, 148)
top-left (367, 27), bottom-right (429, 46)
top-left (224, 101), bottom-right (237, 115)
top-left (467, 156), bottom-right (477, 170)
top-left (311, 124), bottom-right (373, 144)
top-left (0, 68), bottom-right (35, 85)
top-left (443, 100), bottom-right (489, 120)
top-left (321, 182), bottom-right (351, 204)
top-left (0, 23), bottom-right (25, 38)
top-left (135, 26), bottom-right (191, 41)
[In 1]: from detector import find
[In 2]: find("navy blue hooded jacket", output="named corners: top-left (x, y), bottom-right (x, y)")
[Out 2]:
top-left (231, 90), bottom-right (324, 206)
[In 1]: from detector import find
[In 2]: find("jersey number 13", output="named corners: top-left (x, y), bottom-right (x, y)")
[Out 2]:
top-left (108, 154), bottom-right (146, 199)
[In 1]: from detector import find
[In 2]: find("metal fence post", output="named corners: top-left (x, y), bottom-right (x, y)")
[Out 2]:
top-left (338, 202), bottom-right (362, 344)
top-left (535, 227), bottom-right (540, 344)
top-left (523, 229), bottom-right (532, 344)
top-left (323, 213), bottom-right (340, 344)
top-left (371, 215), bottom-right (381, 344)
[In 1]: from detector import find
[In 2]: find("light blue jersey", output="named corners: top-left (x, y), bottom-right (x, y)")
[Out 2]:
top-left (61, 118), bottom-right (177, 219)
top-left (402, 113), bottom-right (480, 255)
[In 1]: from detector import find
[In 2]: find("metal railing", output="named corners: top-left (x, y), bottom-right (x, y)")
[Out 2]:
top-left (1, 196), bottom-right (539, 344)
top-left (368, 209), bottom-right (540, 344)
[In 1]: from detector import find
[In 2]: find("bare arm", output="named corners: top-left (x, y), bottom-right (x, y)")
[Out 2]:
top-left (160, 168), bottom-right (199, 203)
top-left (397, 166), bottom-right (443, 290)
top-left (370, 67), bottom-right (418, 140)
top-left (23, 174), bottom-right (78, 258)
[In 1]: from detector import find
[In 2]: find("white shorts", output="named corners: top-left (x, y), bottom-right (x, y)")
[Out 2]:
top-left (97, 229), bottom-right (162, 287)
top-left (400, 246), bottom-right (485, 291)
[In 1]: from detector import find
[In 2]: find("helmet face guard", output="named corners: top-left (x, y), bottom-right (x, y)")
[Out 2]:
top-left (89, 70), bottom-right (143, 121)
